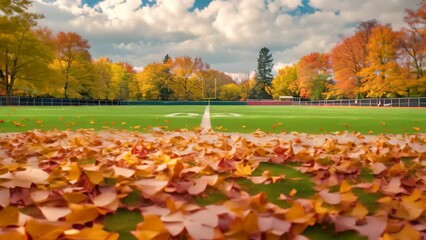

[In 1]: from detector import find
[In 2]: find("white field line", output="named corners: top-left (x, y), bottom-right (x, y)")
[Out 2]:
top-left (200, 105), bottom-right (212, 133)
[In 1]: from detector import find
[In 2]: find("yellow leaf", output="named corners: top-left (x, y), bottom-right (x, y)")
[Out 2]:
top-left (402, 189), bottom-right (422, 203)
top-left (132, 214), bottom-right (170, 240)
top-left (285, 202), bottom-right (305, 221)
top-left (390, 223), bottom-right (420, 240)
top-left (340, 180), bottom-right (351, 193)
top-left (85, 170), bottom-right (104, 184)
top-left (63, 192), bottom-right (87, 203)
top-left (347, 202), bottom-right (368, 220)
top-left (341, 191), bottom-right (358, 203)
top-left (234, 162), bottom-right (252, 176)
top-left (314, 198), bottom-right (328, 215)
top-left (26, 219), bottom-right (71, 240)
top-left (66, 204), bottom-right (100, 224)
top-left (394, 201), bottom-right (424, 221)
top-left (0, 206), bottom-right (19, 227)
top-left (377, 196), bottom-right (393, 203)
top-left (243, 211), bottom-right (259, 234)
top-left (289, 189), bottom-right (297, 197)
top-left (67, 162), bottom-right (81, 182)
top-left (65, 224), bottom-right (119, 240)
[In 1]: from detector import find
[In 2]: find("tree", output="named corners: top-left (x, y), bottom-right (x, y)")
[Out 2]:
top-left (54, 31), bottom-right (91, 98)
top-left (168, 56), bottom-right (209, 100)
top-left (297, 52), bottom-right (331, 100)
top-left (163, 54), bottom-right (171, 64)
top-left (252, 47), bottom-right (274, 99)
top-left (358, 25), bottom-right (407, 97)
top-left (330, 35), bottom-right (363, 98)
top-left (272, 65), bottom-right (299, 99)
top-left (0, 12), bottom-right (54, 101)
top-left (0, 0), bottom-right (31, 14)
top-left (239, 74), bottom-right (255, 100)
top-left (329, 20), bottom-right (379, 98)
top-left (135, 62), bottom-right (170, 100)
top-left (200, 69), bottom-right (235, 99)
top-left (219, 83), bottom-right (242, 101)
top-left (398, 2), bottom-right (426, 96)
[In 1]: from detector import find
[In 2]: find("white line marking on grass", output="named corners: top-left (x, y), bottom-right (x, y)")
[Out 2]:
top-left (200, 106), bottom-right (212, 133)
top-left (210, 113), bottom-right (242, 118)
top-left (165, 113), bottom-right (200, 117)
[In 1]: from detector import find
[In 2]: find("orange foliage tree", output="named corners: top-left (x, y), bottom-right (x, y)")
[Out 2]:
top-left (330, 20), bottom-right (379, 98)
top-left (54, 32), bottom-right (91, 98)
top-left (168, 56), bottom-right (209, 100)
top-left (358, 25), bottom-right (407, 97)
top-left (297, 52), bottom-right (331, 100)
top-left (400, 2), bottom-right (426, 95)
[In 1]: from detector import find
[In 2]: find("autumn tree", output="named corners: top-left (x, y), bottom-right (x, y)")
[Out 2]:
top-left (239, 74), bottom-right (255, 100)
top-left (297, 52), bottom-right (331, 100)
top-left (251, 47), bottom-right (274, 99)
top-left (359, 25), bottom-right (407, 97)
top-left (272, 65), bottom-right (299, 99)
top-left (200, 69), bottom-right (235, 99)
top-left (399, 2), bottom-right (426, 95)
top-left (54, 31), bottom-right (91, 98)
top-left (330, 20), bottom-right (379, 98)
top-left (0, 0), bottom-right (31, 14)
top-left (168, 56), bottom-right (209, 100)
top-left (219, 83), bottom-right (242, 101)
top-left (0, 9), bottom-right (54, 100)
top-left (135, 62), bottom-right (171, 100)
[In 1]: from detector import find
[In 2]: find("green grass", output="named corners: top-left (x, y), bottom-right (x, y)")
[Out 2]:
top-left (209, 106), bottom-right (426, 134)
top-left (0, 106), bottom-right (205, 132)
top-left (1, 105), bottom-right (425, 134)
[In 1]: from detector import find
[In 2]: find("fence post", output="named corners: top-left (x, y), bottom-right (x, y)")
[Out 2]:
top-left (408, 98), bottom-right (410, 107)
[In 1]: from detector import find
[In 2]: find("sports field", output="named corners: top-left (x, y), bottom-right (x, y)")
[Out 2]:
top-left (0, 105), bottom-right (425, 133)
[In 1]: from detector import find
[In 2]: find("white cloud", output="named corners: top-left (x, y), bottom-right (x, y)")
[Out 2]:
top-left (31, 0), bottom-right (420, 74)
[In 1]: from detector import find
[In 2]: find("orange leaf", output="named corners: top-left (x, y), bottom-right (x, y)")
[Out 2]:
top-left (0, 206), bottom-right (19, 227)
top-left (66, 204), bottom-right (100, 224)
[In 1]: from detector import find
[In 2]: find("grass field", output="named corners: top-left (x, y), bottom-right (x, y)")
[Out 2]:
top-left (0, 105), bottom-right (425, 133)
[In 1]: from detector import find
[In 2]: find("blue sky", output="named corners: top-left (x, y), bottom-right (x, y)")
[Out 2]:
top-left (82, 0), bottom-right (212, 10)
top-left (32, 0), bottom-right (419, 75)
top-left (81, 0), bottom-right (317, 15)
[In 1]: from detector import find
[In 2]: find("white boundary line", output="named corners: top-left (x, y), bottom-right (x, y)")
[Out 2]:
top-left (200, 105), bottom-right (212, 133)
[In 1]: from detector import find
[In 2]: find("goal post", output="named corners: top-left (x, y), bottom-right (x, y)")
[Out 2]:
top-left (201, 78), bottom-right (217, 104)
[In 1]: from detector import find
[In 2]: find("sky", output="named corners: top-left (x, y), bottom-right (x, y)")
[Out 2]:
top-left (31, 0), bottom-right (420, 76)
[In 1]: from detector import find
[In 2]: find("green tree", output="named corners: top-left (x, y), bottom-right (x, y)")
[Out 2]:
top-left (252, 47), bottom-right (274, 99)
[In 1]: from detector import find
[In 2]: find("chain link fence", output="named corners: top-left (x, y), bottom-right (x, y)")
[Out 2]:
top-left (0, 96), bottom-right (425, 107)
top-left (293, 97), bottom-right (426, 107)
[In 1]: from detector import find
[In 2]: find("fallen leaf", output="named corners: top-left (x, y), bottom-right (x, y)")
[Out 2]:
top-left (0, 206), bottom-right (19, 227)
top-left (26, 219), bottom-right (71, 240)
top-left (132, 214), bottom-right (170, 240)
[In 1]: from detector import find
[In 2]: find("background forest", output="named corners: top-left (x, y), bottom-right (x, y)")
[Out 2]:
top-left (1, 1), bottom-right (426, 101)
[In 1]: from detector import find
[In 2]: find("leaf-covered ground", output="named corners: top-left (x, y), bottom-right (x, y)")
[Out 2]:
top-left (0, 129), bottom-right (425, 239)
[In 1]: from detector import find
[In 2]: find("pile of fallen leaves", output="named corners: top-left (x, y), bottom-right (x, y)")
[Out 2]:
top-left (0, 129), bottom-right (425, 240)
